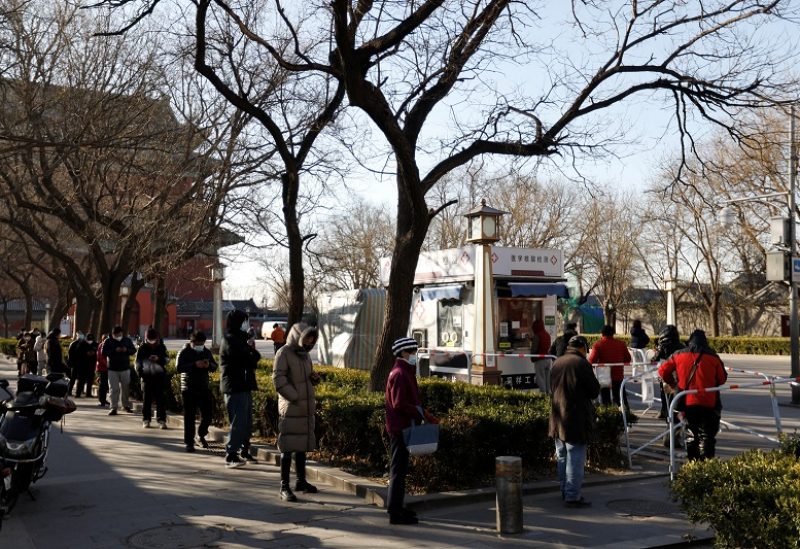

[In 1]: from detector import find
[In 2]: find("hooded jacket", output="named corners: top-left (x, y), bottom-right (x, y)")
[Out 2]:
top-left (219, 310), bottom-right (261, 394)
top-left (530, 319), bottom-right (552, 357)
top-left (272, 323), bottom-right (318, 453)
top-left (177, 343), bottom-right (218, 393)
top-left (135, 340), bottom-right (169, 379)
top-left (658, 331), bottom-right (727, 409)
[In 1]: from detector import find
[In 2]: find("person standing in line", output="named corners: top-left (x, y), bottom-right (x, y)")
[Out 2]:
top-left (220, 309), bottom-right (261, 468)
top-left (45, 328), bottom-right (66, 375)
top-left (16, 331), bottom-right (37, 376)
top-left (177, 331), bottom-right (218, 453)
top-left (67, 332), bottom-right (88, 395)
top-left (273, 323), bottom-right (322, 502)
top-left (96, 333), bottom-right (110, 407)
top-left (384, 337), bottom-right (438, 525)
top-left (549, 322), bottom-right (578, 358)
top-left (76, 333), bottom-right (98, 398)
top-left (629, 319), bottom-right (650, 349)
top-left (658, 329), bottom-right (727, 461)
top-left (530, 319), bottom-right (553, 395)
top-left (588, 325), bottom-right (632, 407)
top-left (136, 328), bottom-right (169, 429)
top-left (550, 335), bottom-right (600, 508)
top-left (654, 325), bottom-right (684, 420)
top-left (267, 323), bottom-right (286, 354)
top-left (32, 329), bottom-right (45, 375)
top-left (102, 325), bottom-right (136, 416)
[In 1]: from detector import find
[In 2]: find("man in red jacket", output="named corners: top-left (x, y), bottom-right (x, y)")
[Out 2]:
top-left (658, 329), bottom-right (727, 460)
top-left (385, 337), bottom-right (436, 525)
top-left (588, 325), bottom-right (632, 406)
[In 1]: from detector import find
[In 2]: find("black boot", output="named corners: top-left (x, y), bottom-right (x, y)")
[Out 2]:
top-left (280, 484), bottom-right (297, 502)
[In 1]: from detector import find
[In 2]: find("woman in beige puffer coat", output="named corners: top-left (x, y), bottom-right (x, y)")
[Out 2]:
top-left (273, 323), bottom-right (320, 502)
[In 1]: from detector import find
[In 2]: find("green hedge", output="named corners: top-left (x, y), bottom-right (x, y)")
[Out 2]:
top-left (672, 438), bottom-right (800, 548)
top-left (582, 334), bottom-right (792, 355)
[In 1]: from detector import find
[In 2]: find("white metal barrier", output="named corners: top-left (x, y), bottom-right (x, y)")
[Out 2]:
top-left (666, 375), bottom-right (797, 481)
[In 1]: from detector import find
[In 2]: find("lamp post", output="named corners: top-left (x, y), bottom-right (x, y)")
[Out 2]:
top-left (664, 279), bottom-right (677, 326)
top-left (718, 106), bottom-right (798, 402)
top-left (211, 264), bottom-right (227, 350)
top-left (464, 199), bottom-right (507, 386)
top-left (119, 284), bottom-right (130, 331)
top-left (44, 301), bottom-right (51, 333)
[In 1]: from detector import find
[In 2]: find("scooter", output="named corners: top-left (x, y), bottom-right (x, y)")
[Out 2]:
top-left (0, 374), bottom-right (75, 528)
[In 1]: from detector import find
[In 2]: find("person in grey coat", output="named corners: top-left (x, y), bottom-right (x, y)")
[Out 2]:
top-left (272, 323), bottom-right (321, 502)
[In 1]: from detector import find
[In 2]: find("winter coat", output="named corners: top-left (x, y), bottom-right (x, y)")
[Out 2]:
top-left (549, 348), bottom-right (601, 444)
top-left (16, 337), bottom-right (37, 366)
top-left (96, 340), bottom-right (109, 372)
top-left (588, 336), bottom-right (632, 382)
top-left (177, 344), bottom-right (218, 393)
top-left (135, 341), bottom-right (169, 379)
top-left (385, 357), bottom-right (424, 437)
top-left (219, 333), bottom-right (260, 395)
top-left (659, 348), bottom-right (727, 409)
top-left (102, 336), bottom-right (136, 372)
top-left (273, 323), bottom-right (318, 453)
top-left (549, 329), bottom-right (578, 358)
top-left (68, 339), bottom-right (95, 373)
top-left (33, 334), bottom-right (46, 363)
top-left (530, 319), bottom-right (552, 357)
top-left (630, 327), bottom-right (650, 349)
top-left (45, 333), bottom-right (66, 374)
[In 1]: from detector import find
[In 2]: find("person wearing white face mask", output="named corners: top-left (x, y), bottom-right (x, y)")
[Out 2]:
top-left (177, 331), bottom-right (218, 452)
top-left (102, 325), bottom-right (137, 416)
top-left (385, 337), bottom-right (438, 525)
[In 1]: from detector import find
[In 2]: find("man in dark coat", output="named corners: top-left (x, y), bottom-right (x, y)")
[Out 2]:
top-left (45, 328), bottom-right (66, 375)
top-left (549, 322), bottom-right (578, 358)
top-left (177, 331), bottom-right (218, 452)
top-left (220, 309), bottom-right (261, 468)
top-left (102, 325), bottom-right (136, 416)
top-left (549, 335), bottom-right (600, 508)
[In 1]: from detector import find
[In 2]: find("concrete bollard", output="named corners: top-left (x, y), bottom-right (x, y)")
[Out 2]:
top-left (495, 455), bottom-right (523, 534)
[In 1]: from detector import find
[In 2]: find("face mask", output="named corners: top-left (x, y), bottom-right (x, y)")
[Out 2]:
top-left (302, 343), bottom-right (315, 352)
top-left (194, 345), bottom-right (205, 352)
top-left (114, 335), bottom-right (122, 341)
top-left (78, 333), bottom-right (85, 340)
top-left (241, 321), bottom-right (249, 332)
top-left (406, 355), bottom-right (417, 366)
top-left (146, 340), bottom-right (157, 345)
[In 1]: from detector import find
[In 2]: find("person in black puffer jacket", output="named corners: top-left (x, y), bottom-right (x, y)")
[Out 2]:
top-left (136, 328), bottom-right (169, 429)
top-left (220, 309), bottom-right (261, 468)
top-left (655, 325), bottom-right (685, 423)
top-left (177, 331), bottom-right (218, 453)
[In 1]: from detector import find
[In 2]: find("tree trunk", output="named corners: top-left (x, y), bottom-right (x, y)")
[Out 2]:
top-left (153, 277), bottom-right (167, 335)
top-left (283, 170), bottom-right (305, 327)
top-left (98, 275), bottom-right (124, 336)
top-left (122, 276), bottom-right (145, 337)
top-left (2, 300), bottom-right (8, 338)
top-left (21, 282), bottom-right (33, 330)
top-left (369, 198), bottom-right (430, 392)
top-left (74, 293), bottom-right (95, 334)
top-left (709, 298), bottom-right (720, 337)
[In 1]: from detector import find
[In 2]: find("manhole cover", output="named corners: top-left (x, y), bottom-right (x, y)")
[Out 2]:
top-left (127, 525), bottom-right (222, 548)
top-left (606, 498), bottom-right (680, 517)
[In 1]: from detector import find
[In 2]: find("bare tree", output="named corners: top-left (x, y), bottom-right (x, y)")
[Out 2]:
top-left (95, 0), bottom-right (799, 389)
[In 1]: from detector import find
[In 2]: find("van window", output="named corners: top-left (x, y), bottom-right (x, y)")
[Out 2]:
top-left (437, 299), bottom-right (462, 347)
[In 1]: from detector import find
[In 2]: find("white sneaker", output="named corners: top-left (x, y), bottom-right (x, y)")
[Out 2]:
top-left (142, 421), bottom-right (151, 428)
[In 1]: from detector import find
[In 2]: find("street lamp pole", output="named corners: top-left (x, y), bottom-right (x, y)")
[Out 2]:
top-left (790, 105), bottom-right (799, 386)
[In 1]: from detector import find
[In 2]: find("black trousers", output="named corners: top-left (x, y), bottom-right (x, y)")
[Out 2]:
top-left (280, 452), bottom-right (306, 487)
top-left (142, 377), bottom-right (166, 422)
top-left (387, 434), bottom-right (410, 515)
top-left (75, 366), bottom-right (94, 398)
top-left (600, 380), bottom-right (629, 408)
top-left (97, 371), bottom-right (109, 405)
top-left (182, 390), bottom-right (213, 446)
top-left (684, 406), bottom-right (721, 460)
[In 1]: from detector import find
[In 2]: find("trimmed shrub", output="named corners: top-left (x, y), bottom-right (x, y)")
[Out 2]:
top-left (672, 450), bottom-right (800, 548)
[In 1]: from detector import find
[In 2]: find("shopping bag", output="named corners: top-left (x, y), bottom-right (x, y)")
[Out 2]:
top-left (594, 366), bottom-right (611, 388)
top-left (403, 422), bottom-right (439, 455)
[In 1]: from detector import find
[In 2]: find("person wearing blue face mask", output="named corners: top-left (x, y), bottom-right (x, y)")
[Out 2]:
top-left (177, 331), bottom-right (218, 453)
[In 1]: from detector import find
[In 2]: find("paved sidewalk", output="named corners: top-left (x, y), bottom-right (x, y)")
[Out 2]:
top-left (0, 357), bottom-right (712, 548)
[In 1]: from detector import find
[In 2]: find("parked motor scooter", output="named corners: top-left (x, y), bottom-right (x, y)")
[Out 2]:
top-left (0, 373), bottom-right (75, 528)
